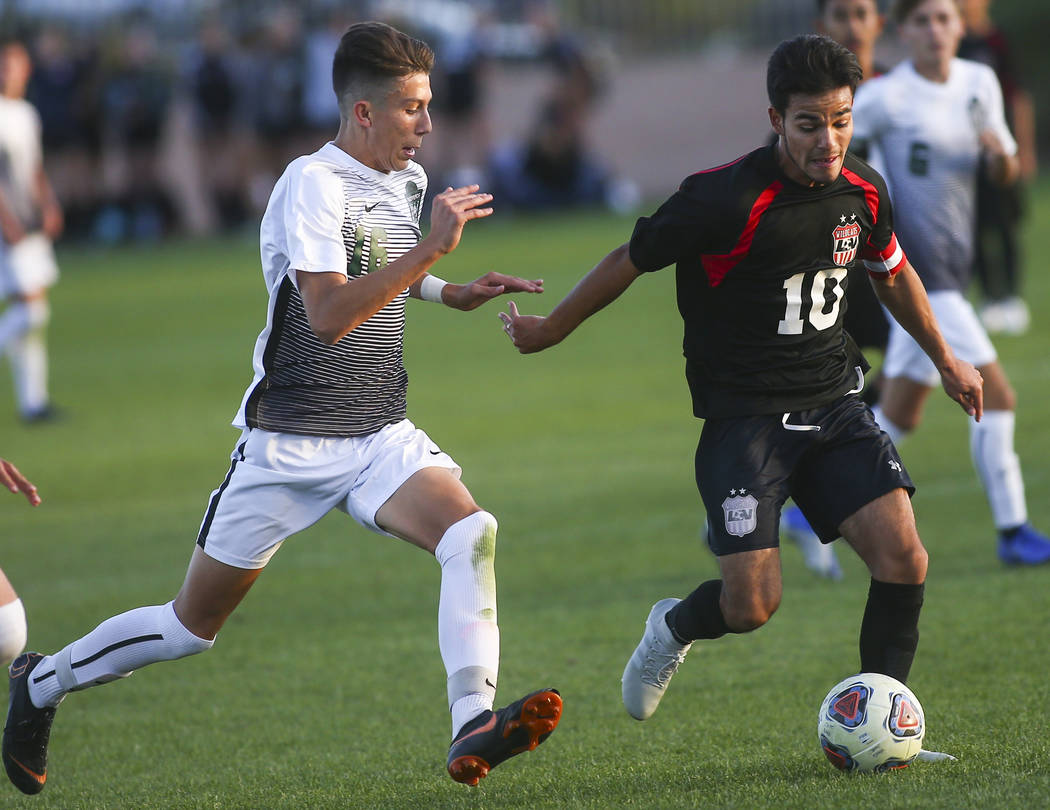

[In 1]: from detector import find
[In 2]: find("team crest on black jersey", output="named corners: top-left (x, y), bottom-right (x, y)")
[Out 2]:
top-left (722, 489), bottom-right (758, 537)
top-left (832, 214), bottom-right (860, 266)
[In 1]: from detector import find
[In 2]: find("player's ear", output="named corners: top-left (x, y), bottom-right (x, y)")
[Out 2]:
top-left (768, 106), bottom-right (785, 136)
top-left (353, 100), bottom-right (372, 128)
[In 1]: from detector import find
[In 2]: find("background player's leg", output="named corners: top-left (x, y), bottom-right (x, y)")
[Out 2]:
top-left (871, 377), bottom-right (932, 442)
top-left (839, 489), bottom-right (927, 683)
top-left (28, 548), bottom-right (260, 708)
top-left (376, 468), bottom-right (500, 736)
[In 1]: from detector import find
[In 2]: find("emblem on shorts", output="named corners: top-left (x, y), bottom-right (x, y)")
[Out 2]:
top-left (832, 213), bottom-right (860, 266)
top-left (722, 489), bottom-right (758, 537)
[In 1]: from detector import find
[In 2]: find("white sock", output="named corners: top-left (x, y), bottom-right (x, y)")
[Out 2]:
top-left (870, 404), bottom-right (908, 445)
top-left (11, 328), bottom-right (49, 414)
top-left (435, 511), bottom-right (500, 738)
top-left (28, 601), bottom-right (213, 708)
top-left (970, 410), bottom-right (1027, 530)
top-left (0, 598), bottom-right (27, 667)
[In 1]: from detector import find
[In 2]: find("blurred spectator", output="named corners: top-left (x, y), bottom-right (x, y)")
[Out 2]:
top-left (242, 5), bottom-right (310, 217)
top-left (26, 25), bottom-right (101, 241)
top-left (958, 0), bottom-right (1036, 336)
top-left (487, 96), bottom-right (611, 212)
top-left (95, 19), bottom-right (175, 242)
top-left (183, 14), bottom-right (251, 231)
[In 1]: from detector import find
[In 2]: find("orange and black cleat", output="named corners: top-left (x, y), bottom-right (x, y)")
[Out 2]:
top-left (447, 688), bottom-right (562, 786)
top-left (3, 652), bottom-right (57, 795)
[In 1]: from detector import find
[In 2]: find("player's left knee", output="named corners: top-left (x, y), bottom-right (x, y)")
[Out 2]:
top-left (0, 598), bottom-right (27, 667)
top-left (723, 593), bottom-right (780, 632)
top-left (435, 510), bottom-right (498, 567)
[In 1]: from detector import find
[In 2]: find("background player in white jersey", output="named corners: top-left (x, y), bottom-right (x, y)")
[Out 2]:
top-left (779, 0), bottom-right (894, 581)
top-left (0, 41), bottom-right (63, 423)
top-left (3, 22), bottom-right (559, 795)
top-left (0, 456), bottom-right (36, 669)
top-left (852, 0), bottom-right (1050, 566)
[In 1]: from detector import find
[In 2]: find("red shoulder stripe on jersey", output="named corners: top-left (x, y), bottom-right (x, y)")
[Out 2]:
top-left (691, 154), bottom-right (748, 176)
top-left (840, 166), bottom-right (879, 222)
top-left (700, 180), bottom-right (784, 286)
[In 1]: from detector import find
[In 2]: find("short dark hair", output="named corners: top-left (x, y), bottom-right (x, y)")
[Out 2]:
top-left (766, 34), bottom-right (863, 114)
top-left (815, 0), bottom-right (883, 13)
top-left (892, 0), bottom-right (947, 24)
top-left (332, 21), bottom-right (434, 114)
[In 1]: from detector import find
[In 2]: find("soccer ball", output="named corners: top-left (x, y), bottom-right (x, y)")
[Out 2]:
top-left (817, 672), bottom-right (925, 773)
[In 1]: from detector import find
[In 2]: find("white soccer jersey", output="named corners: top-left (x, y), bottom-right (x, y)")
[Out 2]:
top-left (0, 96), bottom-right (44, 231)
top-left (234, 142), bottom-right (428, 437)
top-left (852, 58), bottom-right (1017, 292)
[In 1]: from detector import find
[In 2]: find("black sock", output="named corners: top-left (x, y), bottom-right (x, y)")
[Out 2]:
top-left (859, 578), bottom-right (924, 684)
top-left (665, 579), bottom-right (731, 644)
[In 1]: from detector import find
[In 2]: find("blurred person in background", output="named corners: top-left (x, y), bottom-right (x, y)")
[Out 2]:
top-left (853, 0), bottom-right (1050, 566)
top-left (0, 457), bottom-right (37, 669)
top-left (184, 14), bottom-right (252, 232)
top-left (0, 40), bottom-right (62, 424)
top-left (27, 25), bottom-right (102, 241)
top-left (95, 18), bottom-right (175, 242)
top-left (958, 0), bottom-right (1037, 335)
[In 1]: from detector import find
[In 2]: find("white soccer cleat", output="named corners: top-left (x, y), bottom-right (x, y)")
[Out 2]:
top-left (622, 598), bottom-right (692, 721)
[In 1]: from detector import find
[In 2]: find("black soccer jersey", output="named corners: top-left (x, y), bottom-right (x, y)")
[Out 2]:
top-left (629, 145), bottom-right (905, 419)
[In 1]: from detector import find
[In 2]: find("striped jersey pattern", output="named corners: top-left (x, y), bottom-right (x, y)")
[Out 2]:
top-left (235, 143), bottom-right (427, 437)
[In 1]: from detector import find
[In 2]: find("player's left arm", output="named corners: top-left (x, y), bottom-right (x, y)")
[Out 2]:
top-left (871, 261), bottom-right (983, 420)
top-left (409, 272), bottom-right (544, 311)
top-left (33, 165), bottom-right (63, 241)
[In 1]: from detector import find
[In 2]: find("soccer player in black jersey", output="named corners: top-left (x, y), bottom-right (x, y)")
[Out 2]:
top-left (500, 35), bottom-right (983, 729)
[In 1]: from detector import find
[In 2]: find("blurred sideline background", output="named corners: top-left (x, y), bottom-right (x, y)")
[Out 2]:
top-left (1, 0), bottom-right (1043, 246)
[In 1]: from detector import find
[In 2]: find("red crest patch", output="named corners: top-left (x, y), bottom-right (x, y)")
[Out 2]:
top-left (832, 219), bottom-right (861, 266)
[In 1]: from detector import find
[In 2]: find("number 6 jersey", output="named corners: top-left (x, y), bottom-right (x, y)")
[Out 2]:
top-left (628, 144), bottom-right (904, 419)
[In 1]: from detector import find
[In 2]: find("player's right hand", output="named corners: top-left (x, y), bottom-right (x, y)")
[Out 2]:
top-left (939, 358), bottom-right (983, 422)
top-left (499, 301), bottom-right (558, 354)
top-left (426, 185), bottom-right (493, 255)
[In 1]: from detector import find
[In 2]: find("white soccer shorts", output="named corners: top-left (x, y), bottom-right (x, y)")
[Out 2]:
top-left (195, 419), bottom-right (461, 569)
top-left (0, 233), bottom-right (59, 297)
top-left (883, 289), bottom-right (997, 385)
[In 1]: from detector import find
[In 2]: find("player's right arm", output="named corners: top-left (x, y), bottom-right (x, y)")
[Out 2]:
top-left (499, 243), bottom-right (641, 354)
top-left (299, 184), bottom-right (493, 344)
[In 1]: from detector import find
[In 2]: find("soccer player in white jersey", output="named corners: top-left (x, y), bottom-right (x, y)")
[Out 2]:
top-left (852, 0), bottom-right (1050, 566)
top-left (0, 456), bottom-right (36, 670)
top-left (3, 22), bottom-right (560, 794)
top-left (0, 40), bottom-right (63, 423)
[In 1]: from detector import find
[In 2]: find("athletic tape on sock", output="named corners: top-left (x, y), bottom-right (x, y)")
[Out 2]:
top-left (447, 665), bottom-right (498, 708)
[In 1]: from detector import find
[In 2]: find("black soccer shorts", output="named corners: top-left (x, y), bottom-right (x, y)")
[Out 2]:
top-left (695, 395), bottom-right (915, 556)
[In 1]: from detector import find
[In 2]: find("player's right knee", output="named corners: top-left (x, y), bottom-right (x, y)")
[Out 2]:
top-left (0, 598), bottom-right (27, 667)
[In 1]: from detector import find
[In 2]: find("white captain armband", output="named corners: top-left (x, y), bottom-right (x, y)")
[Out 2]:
top-left (420, 274), bottom-right (449, 303)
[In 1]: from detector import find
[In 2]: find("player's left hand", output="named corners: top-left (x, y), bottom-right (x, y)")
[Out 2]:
top-left (498, 301), bottom-right (559, 354)
top-left (443, 272), bottom-right (543, 311)
top-left (939, 359), bottom-right (984, 422)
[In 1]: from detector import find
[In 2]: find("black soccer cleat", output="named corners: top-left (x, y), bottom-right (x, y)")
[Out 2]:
top-left (3, 652), bottom-right (57, 795)
top-left (447, 688), bottom-right (562, 786)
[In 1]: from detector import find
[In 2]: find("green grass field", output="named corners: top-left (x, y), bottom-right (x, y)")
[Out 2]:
top-left (2, 184), bottom-right (1049, 809)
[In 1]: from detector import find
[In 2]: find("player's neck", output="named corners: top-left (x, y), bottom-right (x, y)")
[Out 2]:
top-left (911, 56), bottom-right (952, 84)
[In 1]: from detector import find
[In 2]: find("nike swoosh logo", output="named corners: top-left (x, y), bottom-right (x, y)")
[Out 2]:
top-left (5, 753), bottom-right (46, 786)
top-left (429, 449), bottom-right (441, 455)
top-left (364, 202), bottom-right (379, 212)
top-left (485, 679), bottom-right (496, 689)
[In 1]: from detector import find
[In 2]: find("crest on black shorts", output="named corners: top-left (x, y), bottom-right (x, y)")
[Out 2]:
top-left (832, 214), bottom-right (860, 266)
top-left (722, 490), bottom-right (758, 537)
